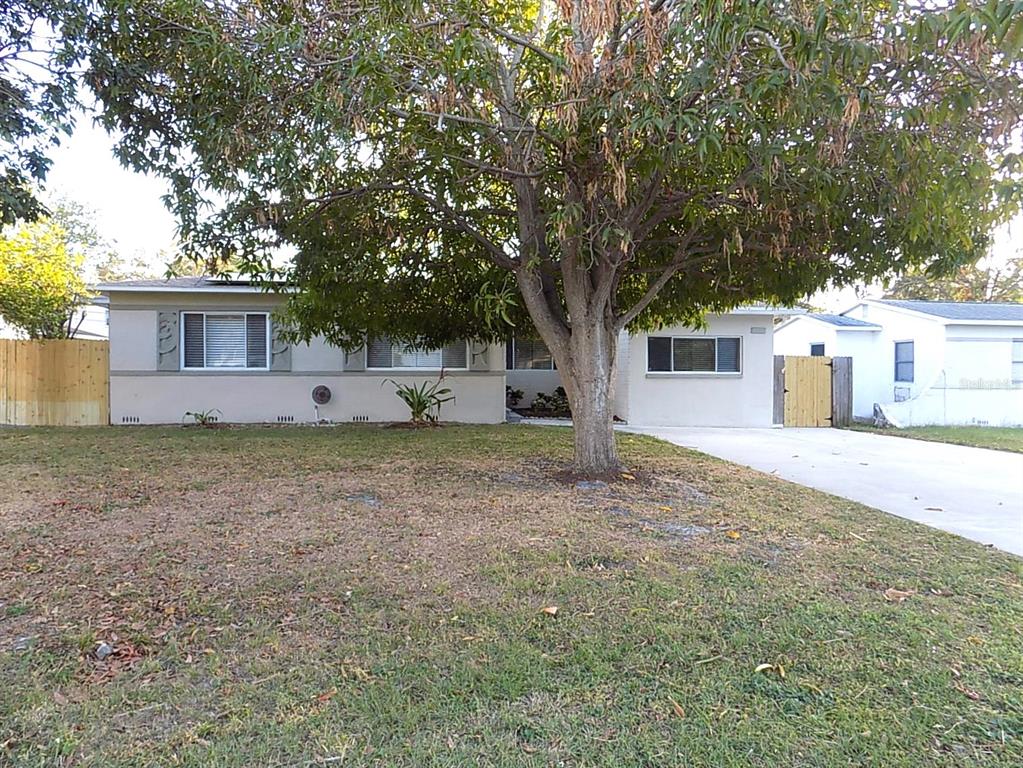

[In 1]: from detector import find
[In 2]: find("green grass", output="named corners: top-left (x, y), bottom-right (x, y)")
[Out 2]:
top-left (1, 425), bottom-right (1021, 767)
top-left (850, 424), bottom-right (1023, 453)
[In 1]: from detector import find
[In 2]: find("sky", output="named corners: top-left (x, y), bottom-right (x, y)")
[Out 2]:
top-left (45, 116), bottom-right (1022, 311)
top-left (45, 116), bottom-right (179, 269)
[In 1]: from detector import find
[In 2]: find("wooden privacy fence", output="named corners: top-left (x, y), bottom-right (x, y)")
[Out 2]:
top-left (773, 355), bottom-right (852, 428)
top-left (0, 339), bottom-right (109, 426)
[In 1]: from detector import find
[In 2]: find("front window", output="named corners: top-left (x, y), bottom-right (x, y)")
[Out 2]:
top-left (182, 312), bottom-right (268, 369)
top-left (367, 338), bottom-right (467, 369)
top-left (647, 336), bottom-right (741, 373)
top-left (1012, 339), bottom-right (1023, 386)
top-left (894, 341), bottom-right (914, 382)
top-left (810, 343), bottom-right (825, 357)
top-left (506, 337), bottom-right (555, 370)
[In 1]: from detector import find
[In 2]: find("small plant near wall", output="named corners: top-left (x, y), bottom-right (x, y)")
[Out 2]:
top-left (385, 374), bottom-right (455, 425)
top-left (505, 385), bottom-right (524, 408)
top-left (183, 408), bottom-right (223, 428)
top-left (530, 387), bottom-right (570, 417)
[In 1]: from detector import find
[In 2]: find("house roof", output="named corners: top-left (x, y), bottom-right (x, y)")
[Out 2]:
top-left (877, 299), bottom-right (1023, 322)
top-left (805, 313), bottom-right (880, 329)
top-left (96, 276), bottom-right (280, 294)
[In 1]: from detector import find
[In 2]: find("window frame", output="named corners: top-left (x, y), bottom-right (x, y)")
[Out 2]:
top-left (506, 336), bottom-right (556, 371)
top-left (646, 335), bottom-right (742, 375)
top-left (894, 340), bottom-right (915, 383)
top-left (366, 338), bottom-right (469, 371)
top-left (180, 311), bottom-right (271, 371)
top-left (1012, 338), bottom-right (1023, 386)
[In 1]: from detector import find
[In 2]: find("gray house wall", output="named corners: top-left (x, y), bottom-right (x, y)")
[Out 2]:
top-left (106, 290), bottom-right (505, 425)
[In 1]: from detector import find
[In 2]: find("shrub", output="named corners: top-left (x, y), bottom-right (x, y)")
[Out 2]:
top-left (385, 374), bottom-right (455, 424)
top-left (505, 385), bottom-right (524, 408)
top-left (530, 387), bottom-right (570, 415)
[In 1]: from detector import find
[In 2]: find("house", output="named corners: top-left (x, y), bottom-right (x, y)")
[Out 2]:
top-left (508, 307), bottom-right (796, 427)
top-left (774, 299), bottom-right (1023, 426)
top-left (99, 277), bottom-right (794, 427)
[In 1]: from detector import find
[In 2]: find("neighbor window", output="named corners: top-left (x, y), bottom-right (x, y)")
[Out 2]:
top-left (367, 338), bottom-right (467, 369)
top-left (181, 312), bottom-right (268, 369)
top-left (1012, 339), bottom-right (1023, 386)
top-left (647, 336), bottom-right (741, 373)
top-left (810, 343), bottom-right (825, 357)
top-left (506, 337), bottom-right (555, 370)
top-left (894, 341), bottom-right (914, 382)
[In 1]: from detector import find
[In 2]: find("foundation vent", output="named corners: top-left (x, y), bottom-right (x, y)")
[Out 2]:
top-left (276, 415), bottom-right (296, 423)
top-left (121, 416), bottom-right (140, 424)
top-left (352, 415), bottom-right (370, 423)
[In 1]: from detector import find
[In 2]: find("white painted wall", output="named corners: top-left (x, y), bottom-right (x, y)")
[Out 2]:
top-left (623, 314), bottom-right (776, 427)
top-left (774, 319), bottom-right (838, 356)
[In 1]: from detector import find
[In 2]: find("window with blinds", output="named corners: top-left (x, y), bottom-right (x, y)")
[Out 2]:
top-left (181, 312), bottom-right (268, 369)
top-left (647, 336), bottom-right (741, 373)
top-left (506, 337), bottom-right (555, 370)
top-left (367, 338), bottom-right (467, 369)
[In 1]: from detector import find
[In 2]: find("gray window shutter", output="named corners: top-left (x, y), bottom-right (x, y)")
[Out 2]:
top-left (345, 344), bottom-right (367, 371)
top-left (468, 341), bottom-right (489, 371)
top-left (270, 321), bottom-right (291, 371)
top-left (157, 311), bottom-right (180, 371)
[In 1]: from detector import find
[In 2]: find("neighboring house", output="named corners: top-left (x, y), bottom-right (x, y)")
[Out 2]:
top-left (100, 277), bottom-right (797, 427)
top-left (508, 308), bottom-right (796, 427)
top-left (0, 301), bottom-right (109, 341)
top-left (775, 299), bottom-right (1023, 426)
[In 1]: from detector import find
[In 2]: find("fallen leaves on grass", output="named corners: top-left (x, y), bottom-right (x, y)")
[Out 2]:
top-left (725, 530), bottom-right (741, 540)
top-left (540, 605), bottom-right (559, 617)
top-left (883, 587), bottom-right (916, 602)
top-left (754, 662), bottom-right (786, 678)
top-left (668, 696), bottom-right (686, 719)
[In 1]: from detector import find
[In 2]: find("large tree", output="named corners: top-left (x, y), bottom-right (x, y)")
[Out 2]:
top-left (85, 0), bottom-right (1022, 472)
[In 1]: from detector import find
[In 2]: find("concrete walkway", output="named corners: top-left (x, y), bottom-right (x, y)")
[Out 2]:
top-left (621, 426), bottom-right (1023, 556)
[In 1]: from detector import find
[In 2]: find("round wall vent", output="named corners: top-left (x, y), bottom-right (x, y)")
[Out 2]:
top-left (312, 385), bottom-right (332, 405)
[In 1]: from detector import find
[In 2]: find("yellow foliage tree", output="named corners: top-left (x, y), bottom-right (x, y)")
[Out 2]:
top-left (0, 221), bottom-right (90, 339)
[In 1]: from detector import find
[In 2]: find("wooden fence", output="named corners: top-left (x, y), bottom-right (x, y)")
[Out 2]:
top-left (0, 339), bottom-right (109, 426)
top-left (773, 355), bottom-right (853, 428)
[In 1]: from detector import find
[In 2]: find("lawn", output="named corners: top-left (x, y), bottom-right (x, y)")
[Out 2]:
top-left (1, 425), bottom-right (1021, 767)
top-left (850, 424), bottom-right (1023, 453)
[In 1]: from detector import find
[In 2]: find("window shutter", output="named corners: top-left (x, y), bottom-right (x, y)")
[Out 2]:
top-left (246, 314), bottom-right (268, 368)
top-left (367, 338), bottom-right (393, 368)
top-left (717, 338), bottom-right (740, 372)
top-left (442, 341), bottom-right (467, 369)
top-left (182, 313), bottom-right (205, 368)
top-left (157, 312), bottom-right (179, 371)
top-left (647, 337), bottom-right (671, 371)
top-left (673, 338), bottom-right (716, 372)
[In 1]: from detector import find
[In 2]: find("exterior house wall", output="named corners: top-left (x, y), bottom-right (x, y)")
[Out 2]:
top-left (506, 369), bottom-right (562, 408)
top-left (773, 320), bottom-right (838, 356)
top-left (624, 314), bottom-right (776, 427)
top-left (106, 291), bottom-right (504, 425)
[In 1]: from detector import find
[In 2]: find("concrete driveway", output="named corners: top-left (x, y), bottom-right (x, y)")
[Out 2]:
top-left (621, 426), bottom-right (1023, 556)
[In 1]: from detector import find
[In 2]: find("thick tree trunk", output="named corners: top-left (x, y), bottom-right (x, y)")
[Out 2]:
top-left (557, 319), bottom-right (620, 475)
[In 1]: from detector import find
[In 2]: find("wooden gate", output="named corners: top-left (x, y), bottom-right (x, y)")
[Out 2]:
top-left (0, 339), bottom-right (109, 426)
top-left (776, 355), bottom-right (833, 427)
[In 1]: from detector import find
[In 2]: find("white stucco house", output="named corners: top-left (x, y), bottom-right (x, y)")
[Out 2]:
top-left (774, 299), bottom-right (1023, 426)
top-left (99, 277), bottom-right (794, 427)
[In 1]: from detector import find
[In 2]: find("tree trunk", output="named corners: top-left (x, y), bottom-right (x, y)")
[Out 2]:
top-left (557, 320), bottom-right (620, 475)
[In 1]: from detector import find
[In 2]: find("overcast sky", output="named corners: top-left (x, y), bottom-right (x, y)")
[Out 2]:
top-left (45, 116), bottom-right (1021, 311)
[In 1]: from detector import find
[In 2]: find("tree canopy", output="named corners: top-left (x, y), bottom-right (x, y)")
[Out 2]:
top-left (0, 1), bottom-right (89, 225)
top-left (885, 255), bottom-right (1023, 302)
top-left (79, 0), bottom-right (1023, 469)
top-left (0, 218), bottom-right (89, 338)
